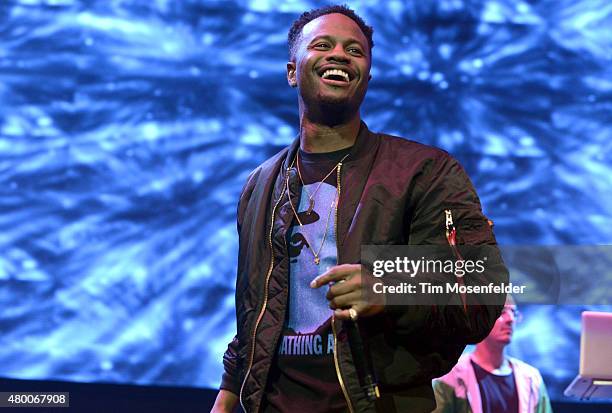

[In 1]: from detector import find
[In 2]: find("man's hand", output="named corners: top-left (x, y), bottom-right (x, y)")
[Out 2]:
top-left (310, 263), bottom-right (384, 320)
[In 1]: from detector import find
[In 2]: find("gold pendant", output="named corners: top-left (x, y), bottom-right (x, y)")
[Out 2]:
top-left (314, 256), bottom-right (320, 265)
top-left (306, 198), bottom-right (315, 215)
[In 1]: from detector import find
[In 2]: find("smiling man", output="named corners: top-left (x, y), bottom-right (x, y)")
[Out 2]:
top-left (212, 5), bottom-right (507, 413)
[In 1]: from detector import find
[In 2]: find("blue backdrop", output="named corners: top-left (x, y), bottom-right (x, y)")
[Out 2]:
top-left (0, 0), bottom-right (611, 402)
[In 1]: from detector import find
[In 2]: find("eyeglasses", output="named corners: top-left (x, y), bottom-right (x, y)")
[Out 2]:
top-left (499, 307), bottom-right (523, 323)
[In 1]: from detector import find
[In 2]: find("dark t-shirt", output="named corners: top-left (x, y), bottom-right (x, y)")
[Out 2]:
top-left (472, 360), bottom-right (519, 413)
top-left (262, 147), bottom-right (352, 413)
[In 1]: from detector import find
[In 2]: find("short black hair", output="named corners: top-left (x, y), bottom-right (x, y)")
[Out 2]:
top-left (287, 4), bottom-right (374, 60)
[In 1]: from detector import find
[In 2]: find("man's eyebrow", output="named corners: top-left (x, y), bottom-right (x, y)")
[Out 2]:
top-left (308, 34), bottom-right (366, 48)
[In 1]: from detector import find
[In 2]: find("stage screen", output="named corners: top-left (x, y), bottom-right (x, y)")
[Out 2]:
top-left (0, 0), bottom-right (610, 401)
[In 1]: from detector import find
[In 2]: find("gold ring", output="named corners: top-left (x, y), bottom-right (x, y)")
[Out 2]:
top-left (349, 308), bottom-right (359, 322)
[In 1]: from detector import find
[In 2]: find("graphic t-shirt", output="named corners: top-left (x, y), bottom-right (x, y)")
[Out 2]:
top-left (263, 146), bottom-right (352, 413)
top-left (472, 360), bottom-right (519, 413)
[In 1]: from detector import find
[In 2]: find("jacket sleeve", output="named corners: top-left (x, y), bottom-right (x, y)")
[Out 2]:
top-left (431, 379), bottom-right (458, 413)
top-left (536, 377), bottom-right (553, 413)
top-left (220, 335), bottom-right (242, 395)
top-left (392, 152), bottom-right (508, 344)
top-left (219, 168), bottom-right (261, 395)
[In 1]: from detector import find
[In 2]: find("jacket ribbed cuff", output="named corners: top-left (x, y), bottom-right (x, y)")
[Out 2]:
top-left (220, 371), bottom-right (241, 396)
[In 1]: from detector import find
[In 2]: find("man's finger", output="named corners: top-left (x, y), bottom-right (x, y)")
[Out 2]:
top-left (310, 264), bottom-right (360, 288)
top-left (333, 303), bottom-right (366, 321)
top-left (328, 291), bottom-right (361, 309)
top-left (326, 280), bottom-right (357, 300)
top-left (334, 308), bottom-right (352, 321)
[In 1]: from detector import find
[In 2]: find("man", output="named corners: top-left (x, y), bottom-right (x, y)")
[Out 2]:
top-left (212, 5), bottom-right (507, 413)
top-left (432, 298), bottom-right (553, 413)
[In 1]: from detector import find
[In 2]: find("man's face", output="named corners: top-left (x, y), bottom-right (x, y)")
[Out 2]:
top-left (287, 13), bottom-right (371, 116)
top-left (485, 304), bottom-right (519, 346)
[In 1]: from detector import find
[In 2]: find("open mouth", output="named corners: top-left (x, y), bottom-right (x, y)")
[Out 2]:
top-left (318, 67), bottom-right (354, 85)
top-left (322, 69), bottom-right (350, 82)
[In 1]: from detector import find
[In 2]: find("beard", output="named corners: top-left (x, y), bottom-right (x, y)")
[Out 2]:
top-left (302, 85), bottom-right (367, 126)
top-left (317, 98), bottom-right (353, 125)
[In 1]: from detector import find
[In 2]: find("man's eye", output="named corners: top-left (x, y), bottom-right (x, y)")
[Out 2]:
top-left (314, 43), bottom-right (330, 49)
top-left (348, 48), bottom-right (363, 55)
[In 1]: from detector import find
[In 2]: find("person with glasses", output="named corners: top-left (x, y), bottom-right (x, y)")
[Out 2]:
top-left (432, 296), bottom-right (553, 413)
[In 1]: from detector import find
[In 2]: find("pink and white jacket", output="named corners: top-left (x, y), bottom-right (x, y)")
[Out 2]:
top-left (432, 353), bottom-right (553, 413)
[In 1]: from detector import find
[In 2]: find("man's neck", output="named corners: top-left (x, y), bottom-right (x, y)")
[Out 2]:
top-left (472, 343), bottom-right (511, 374)
top-left (299, 113), bottom-right (361, 154)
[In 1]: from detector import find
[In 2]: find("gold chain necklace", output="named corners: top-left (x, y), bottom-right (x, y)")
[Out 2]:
top-left (286, 151), bottom-right (347, 265)
top-left (296, 150), bottom-right (350, 215)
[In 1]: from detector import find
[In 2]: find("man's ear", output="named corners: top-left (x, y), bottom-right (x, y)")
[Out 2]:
top-left (287, 62), bottom-right (297, 88)
top-left (368, 74), bottom-right (372, 81)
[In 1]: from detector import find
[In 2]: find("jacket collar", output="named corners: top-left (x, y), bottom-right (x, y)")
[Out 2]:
top-left (275, 121), bottom-right (380, 253)
top-left (280, 121), bottom-right (378, 173)
top-left (456, 354), bottom-right (483, 413)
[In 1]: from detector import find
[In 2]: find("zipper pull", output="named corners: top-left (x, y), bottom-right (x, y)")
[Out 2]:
top-left (445, 209), bottom-right (467, 309)
top-left (445, 209), bottom-right (456, 246)
top-left (444, 209), bottom-right (454, 229)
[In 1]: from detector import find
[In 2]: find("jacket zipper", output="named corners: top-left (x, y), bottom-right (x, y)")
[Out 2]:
top-left (332, 161), bottom-right (356, 413)
top-left (239, 171), bottom-right (288, 412)
top-left (445, 209), bottom-right (467, 310)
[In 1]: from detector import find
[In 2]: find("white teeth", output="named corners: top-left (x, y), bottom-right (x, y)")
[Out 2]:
top-left (322, 69), bottom-right (350, 82)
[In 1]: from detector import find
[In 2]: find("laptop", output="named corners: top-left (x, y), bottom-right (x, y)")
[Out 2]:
top-left (564, 311), bottom-right (612, 400)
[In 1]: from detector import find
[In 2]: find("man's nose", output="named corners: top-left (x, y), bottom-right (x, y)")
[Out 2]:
top-left (326, 44), bottom-right (350, 62)
top-left (500, 310), bottom-right (515, 323)
top-left (506, 312), bottom-right (517, 324)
